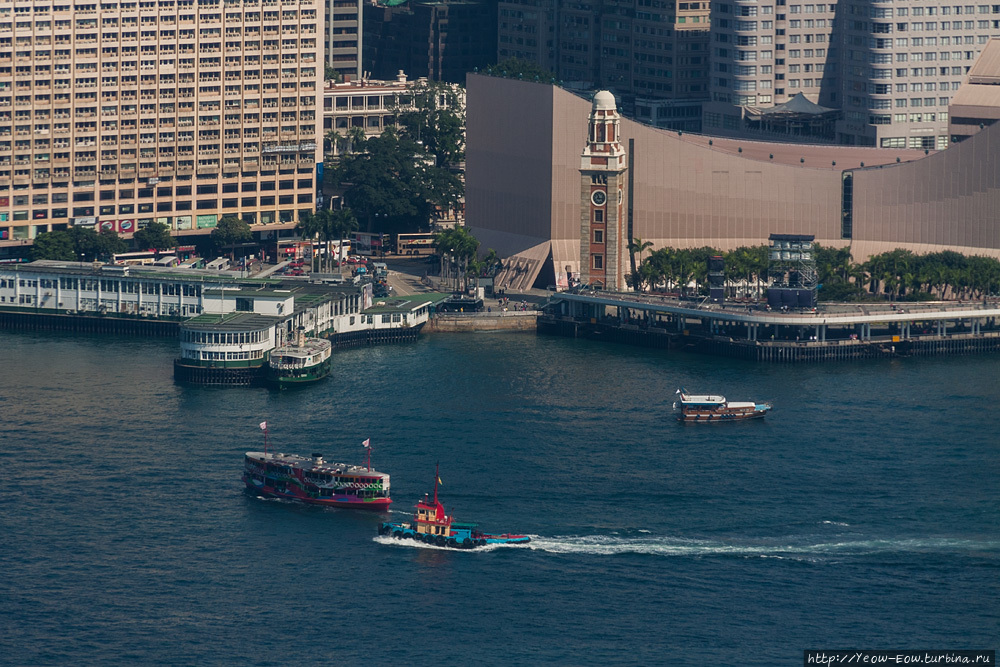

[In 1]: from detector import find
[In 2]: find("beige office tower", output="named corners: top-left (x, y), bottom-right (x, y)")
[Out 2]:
top-left (706, 0), bottom-right (1000, 148)
top-left (0, 0), bottom-right (323, 244)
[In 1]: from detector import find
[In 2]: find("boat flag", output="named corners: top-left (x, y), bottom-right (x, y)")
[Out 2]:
top-left (362, 438), bottom-right (370, 448)
top-left (437, 475), bottom-right (443, 486)
top-left (259, 421), bottom-right (267, 431)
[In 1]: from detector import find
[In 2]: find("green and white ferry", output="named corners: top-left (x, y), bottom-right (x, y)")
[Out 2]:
top-left (267, 326), bottom-right (333, 387)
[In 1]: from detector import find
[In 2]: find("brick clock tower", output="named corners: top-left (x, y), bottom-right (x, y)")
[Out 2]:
top-left (580, 90), bottom-right (627, 291)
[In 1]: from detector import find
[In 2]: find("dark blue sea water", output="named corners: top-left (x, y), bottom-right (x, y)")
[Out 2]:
top-left (1, 330), bottom-right (997, 666)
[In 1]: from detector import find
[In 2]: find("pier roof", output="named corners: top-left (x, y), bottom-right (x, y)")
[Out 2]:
top-left (181, 312), bottom-right (283, 331)
top-left (364, 293), bottom-right (439, 314)
top-left (550, 291), bottom-right (1000, 326)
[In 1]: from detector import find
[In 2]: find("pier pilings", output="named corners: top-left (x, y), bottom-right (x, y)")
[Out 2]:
top-left (0, 309), bottom-right (178, 336)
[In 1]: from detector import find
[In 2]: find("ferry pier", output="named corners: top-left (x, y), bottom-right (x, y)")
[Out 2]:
top-left (540, 291), bottom-right (1000, 362)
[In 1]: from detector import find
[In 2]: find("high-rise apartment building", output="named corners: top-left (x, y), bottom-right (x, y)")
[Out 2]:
top-left (497, 0), bottom-right (710, 129)
top-left (0, 0), bottom-right (322, 244)
top-left (706, 0), bottom-right (1000, 148)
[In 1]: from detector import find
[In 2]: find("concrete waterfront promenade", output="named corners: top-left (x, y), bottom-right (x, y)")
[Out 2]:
top-left (541, 290), bottom-right (1000, 362)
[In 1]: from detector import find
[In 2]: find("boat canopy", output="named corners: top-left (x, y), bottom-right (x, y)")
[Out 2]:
top-left (679, 393), bottom-right (726, 405)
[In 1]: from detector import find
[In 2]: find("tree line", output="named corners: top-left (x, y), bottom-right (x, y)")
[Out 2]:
top-left (28, 216), bottom-right (258, 263)
top-left (627, 242), bottom-right (1000, 302)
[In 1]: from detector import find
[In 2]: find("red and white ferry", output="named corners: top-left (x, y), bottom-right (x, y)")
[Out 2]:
top-left (243, 425), bottom-right (391, 510)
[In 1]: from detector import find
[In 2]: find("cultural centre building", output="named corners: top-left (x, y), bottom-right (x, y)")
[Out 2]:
top-left (465, 73), bottom-right (1000, 291)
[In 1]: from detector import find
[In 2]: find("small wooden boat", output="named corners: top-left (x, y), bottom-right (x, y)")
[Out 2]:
top-left (674, 388), bottom-right (772, 422)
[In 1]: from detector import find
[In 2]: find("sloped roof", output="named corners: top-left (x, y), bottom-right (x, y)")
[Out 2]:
top-left (759, 92), bottom-right (836, 116)
top-left (967, 38), bottom-right (1000, 85)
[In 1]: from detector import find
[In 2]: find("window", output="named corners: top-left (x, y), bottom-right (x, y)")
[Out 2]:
top-left (592, 254), bottom-right (604, 270)
top-left (593, 229), bottom-right (604, 243)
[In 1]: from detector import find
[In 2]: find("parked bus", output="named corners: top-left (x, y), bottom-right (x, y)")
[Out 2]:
top-left (153, 255), bottom-right (180, 267)
top-left (205, 257), bottom-right (231, 271)
top-left (352, 232), bottom-right (391, 257)
top-left (112, 251), bottom-right (158, 266)
top-left (396, 233), bottom-right (436, 256)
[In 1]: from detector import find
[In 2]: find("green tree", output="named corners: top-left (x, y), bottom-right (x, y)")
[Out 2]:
top-left (212, 215), bottom-right (253, 261)
top-left (628, 237), bottom-right (654, 291)
top-left (435, 226), bottom-right (480, 292)
top-left (324, 65), bottom-right (342, 82)
top-left (296, 209), bottom-right (335, 273)
top-left (94, 228), bottom-right (127, 260)
top-left (30, 230), bottom-right (76, 261)
top-left (484, 58), bottom-right (557, 83)
top-left (67, 226), bottom-right (126, 261)
top-left (328, 126), bottom-right (366, 161)
top-left (393, 80), bottom-right (466, 168)
top-left (330, 207), bottom-right (359, 274)
top-left (335, 127), bottom-right (462, 234)
top-left (132, 221), bottom-right (176, 251)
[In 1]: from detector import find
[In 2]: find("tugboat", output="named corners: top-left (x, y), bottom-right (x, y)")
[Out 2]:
top-left (244, 424), bottom-right (391, 510)
top-left (674, 388), bottom-right (772, 422)
top-left (267, 326), bottom-right (332, 388)
top-left (377, 465), bottom-right (530, 549)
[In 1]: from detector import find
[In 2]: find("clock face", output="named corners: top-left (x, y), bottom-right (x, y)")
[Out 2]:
top-left (591, 189), bottom-right (607, 206)
top-left (618, 188), bottom-right (624, 205)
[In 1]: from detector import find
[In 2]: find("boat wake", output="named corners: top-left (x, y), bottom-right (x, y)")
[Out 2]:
top-left (522, 534), bottom-right (1000, 560)
top-left (373, 535), bottom-right (530, 552)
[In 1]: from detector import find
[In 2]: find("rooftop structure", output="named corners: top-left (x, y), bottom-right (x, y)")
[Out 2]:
top-left (950, 38), bottom-right (1000, 142)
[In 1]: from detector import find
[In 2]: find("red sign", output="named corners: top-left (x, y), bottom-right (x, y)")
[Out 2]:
top-left (99, 220), bottom-right (115, 232)
top-left (119, 219), bottom-right (135, 233)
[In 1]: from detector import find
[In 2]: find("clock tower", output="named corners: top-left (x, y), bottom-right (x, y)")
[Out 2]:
top-left (580, 90), bottom-right (627, 291)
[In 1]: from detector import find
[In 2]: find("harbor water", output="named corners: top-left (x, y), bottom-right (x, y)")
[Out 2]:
top-left (1, 330), bottom-right (997, 665)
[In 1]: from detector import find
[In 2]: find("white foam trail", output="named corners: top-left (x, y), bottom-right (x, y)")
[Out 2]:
top-left (821, 521), bottom-right (851, 527)
top-left (522, 535), bottom-right (1000, 558)
top-left (373, 535), bottom-right (530, 553)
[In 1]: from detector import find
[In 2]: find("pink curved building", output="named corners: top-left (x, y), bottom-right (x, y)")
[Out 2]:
top-left (465, 74), bottom-right (1000, 290)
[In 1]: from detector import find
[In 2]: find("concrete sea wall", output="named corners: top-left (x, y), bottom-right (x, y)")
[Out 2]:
top-left (426, 312), bottom-right (538, 333)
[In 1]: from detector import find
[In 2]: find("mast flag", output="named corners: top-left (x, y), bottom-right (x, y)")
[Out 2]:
top-left (259, 421), bottom-right (267, 430)
top-left (362, 438), bottom-right (370, 448)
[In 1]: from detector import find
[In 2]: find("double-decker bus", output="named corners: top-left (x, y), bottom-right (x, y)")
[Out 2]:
top-left (112, 250), bottom-right (159, 265)
top-left (396, 233), bottom-right (436, 256)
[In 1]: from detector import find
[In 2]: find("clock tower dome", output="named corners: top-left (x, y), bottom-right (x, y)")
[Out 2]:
top-left (580, 90), bottom-right (628, 291)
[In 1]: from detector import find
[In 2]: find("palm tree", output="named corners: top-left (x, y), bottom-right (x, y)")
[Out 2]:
top-left (330, 207), bottom-right (358, 276)
top-left (435, 227), bottom-right (480, 291)
top-left (628, 238), bottom-right (653, 291)
top-left (296, 210), bottom-right (336, 273)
